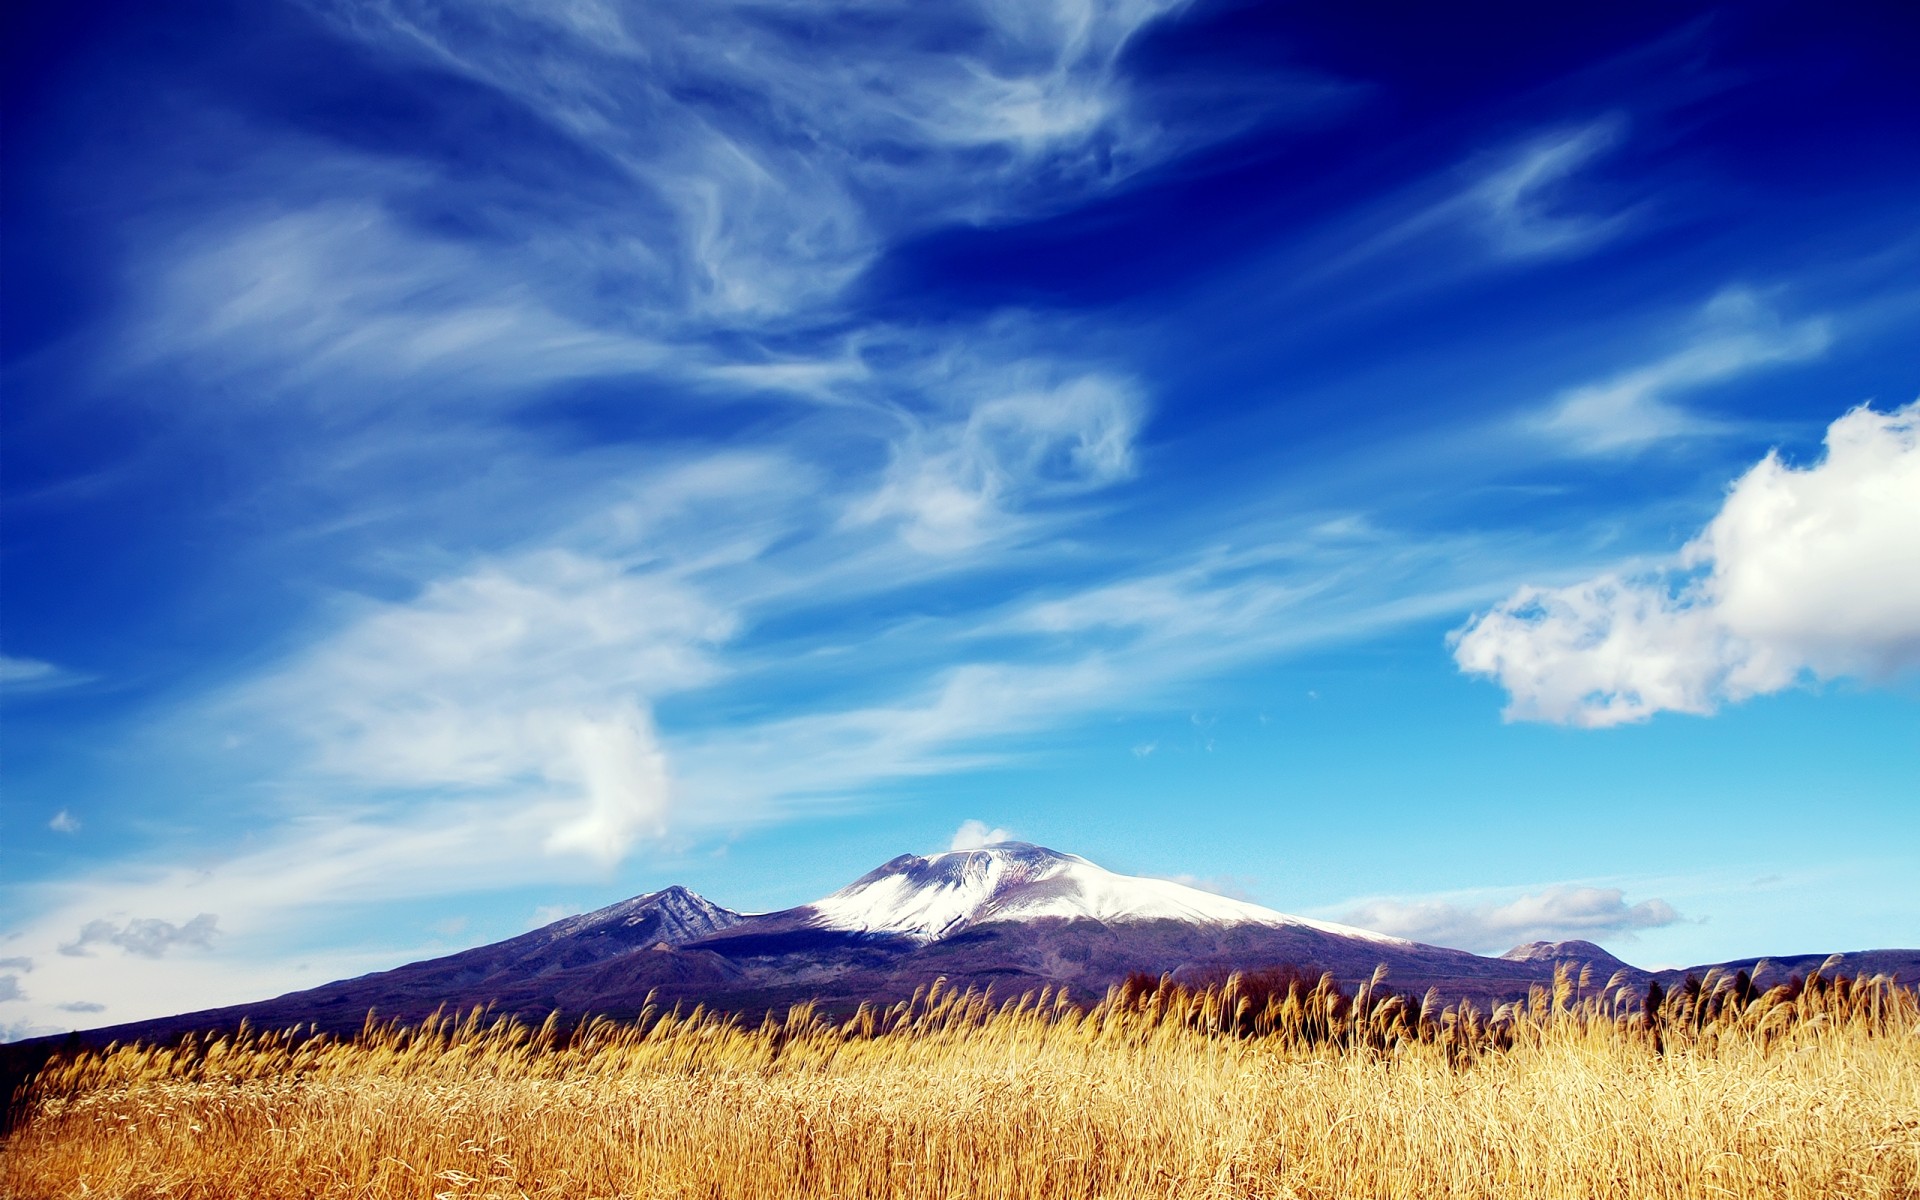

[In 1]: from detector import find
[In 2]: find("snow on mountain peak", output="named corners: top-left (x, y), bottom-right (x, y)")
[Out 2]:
top-left (801, 841), bottom-right (1409, 945)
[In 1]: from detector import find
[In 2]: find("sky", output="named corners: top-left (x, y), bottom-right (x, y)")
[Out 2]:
top-left (3, 0), bottom-right (1917, 1038)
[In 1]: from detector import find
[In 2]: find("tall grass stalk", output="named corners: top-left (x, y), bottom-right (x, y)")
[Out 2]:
top-left (5, 964), bottom-right (1917, 1198)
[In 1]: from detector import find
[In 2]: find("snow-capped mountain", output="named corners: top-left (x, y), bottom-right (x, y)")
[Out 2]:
top-left (797, 842), bottom-right (1409, 945)
top-left (35, 840), bottom-right (1920, 1052)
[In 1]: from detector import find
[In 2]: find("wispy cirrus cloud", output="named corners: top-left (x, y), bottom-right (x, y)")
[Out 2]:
top-left (850, 372), bottom-right (1145, 553)
top-left (297, 0), bottom-right (1204, 325)
top-left (1530, 288), bottom-right (1832, 455)
top-left (1327, 115), bottom-right (1646, 281)
top-left (1468, 117), bottom-right (1641, 259)
top-left (128, 203), bottom-right (670, 401)
top-left (0, 654), bottom-right (90, 694)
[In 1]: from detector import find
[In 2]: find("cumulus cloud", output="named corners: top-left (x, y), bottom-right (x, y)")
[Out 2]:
top-left (543, 705), bottom-right (672, 865)
top-left (949, 820), bottom-right (1014, 851)
top-left (1455, 400), bottom-right (1920, 726)
top-left (48, 809), bottom-right (80, 834)
top-left (60, 914), bottom-right (221, 959)
top-left (1533, 289), bottom-right (1831, 455)
top-left (1341, 886), bottom-right (1681, 954)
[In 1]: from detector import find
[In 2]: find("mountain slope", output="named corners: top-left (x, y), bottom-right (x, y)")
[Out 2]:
top-left (50, 886), bottom-right (746, 1041)
top-left (787, 843), bottom-right (1412, 944)
top-left (26, 843), bottom-right (1920, 1050)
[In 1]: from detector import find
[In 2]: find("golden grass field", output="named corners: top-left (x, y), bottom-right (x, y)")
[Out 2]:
top-left (4, 964), bottom-right (1917, 1199)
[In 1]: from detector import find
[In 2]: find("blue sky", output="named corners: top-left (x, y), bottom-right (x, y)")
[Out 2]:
top-left (3, 0), bottom-right (1917, 1036)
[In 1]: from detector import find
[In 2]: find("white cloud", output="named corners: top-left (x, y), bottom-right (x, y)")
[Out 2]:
top-left (1470, 117), bottom-right (1638, 259)
top-left (852, 373), bottom-right (1144, 552)
top-left (543, 704), bottom-right (672, 865)
top-left (60, 913), bottom-right (221, 959)
top-left (1154, 873), bottom-right (1255, 901)
top-left (1456, 399), bottom-right (1920, 725)
top-left (133, 204), bottom-right (668, 399)
top-left (1012, 565), bottom-right (1299, 639)
top-left (300, 0), bottom-right (1194, 323)
top-left (1341, 885), bottom-right (1681, 954)
top-left (1533, 289), bottom-right (1832, 454)
top-left (248, 548), bottom-right (732, 858)
top-left (48, 810), bottom-right (80, 834)
top-left (949, 819), bottom-right (1014, 851)
top-left (0, 654), bottom-right (87, 693)
top-left (1333, 116), bottom-right (1642, 278)
top-left (0, 655), bottom-right (59, 685)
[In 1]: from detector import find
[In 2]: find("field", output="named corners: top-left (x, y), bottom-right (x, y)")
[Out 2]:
top-left (5, 965), bottom-right (1917, 1199)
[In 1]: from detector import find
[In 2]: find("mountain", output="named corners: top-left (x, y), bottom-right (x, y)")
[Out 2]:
top-left (1501, 940), bottom-right (1631, 969)
top-left (710, 842), bottom-right (1411, 946)
top-left (49, 885), bottom-right (747, 1041)
top-left (25, 843), bottom-right (1920, 1048)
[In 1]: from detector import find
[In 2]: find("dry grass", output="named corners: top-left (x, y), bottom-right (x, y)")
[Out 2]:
top-left (4, 964), bottom-right (1917, 1199)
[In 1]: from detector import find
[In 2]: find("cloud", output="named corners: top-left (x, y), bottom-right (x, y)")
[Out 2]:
top-left (297, 0), bottom-right (1197, 326)
top-left (0, 958), bottom-right (32, 972)
top-left (1469, 117), bottom-right (1639, 259)
top-left (852, 372), bottom-right (1144, 553)
top-left (58, 1001), bottom-right (107, 1014)
top-left (0, 976), bottom-right (22, 1003)
top-left (1454, 399), bottom-right (1920, 725)
top-left (543, 705), bottom-right (672, 865)
top-left (132, 204), bottom-right (668, 399)
top-left (1154, 873), bottom-right (1256, 902)
top-left (949, 819), bottom-right (1014, 851)
top-left (1341, 886), bottom-right (1682, 954)
top-left (1012, 567), bottom-right (1299, 640)
top-left (48, 810), bottom-right (80, 834)
top-left (1335, 117), bottom-right (1642, 278)
top-left (0, 654), bottom-right (88, 694)
top-left (59, 914), bottom-right (221, 959)
top-left (1533, 289), bottom-right (1832, 454)
top-left (249, 549), bottom-right (733, 859)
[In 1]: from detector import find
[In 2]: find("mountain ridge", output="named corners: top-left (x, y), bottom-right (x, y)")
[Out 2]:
top-left (15, 842), bottom-right (1919, 1049)
top-left (706, 842), bottom-right (1413, 948)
